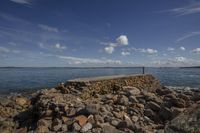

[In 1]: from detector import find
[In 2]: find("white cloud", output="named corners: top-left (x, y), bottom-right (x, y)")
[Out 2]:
top-left (104, 46), bottom-right (114, 54)
top-left (121, 51), bottom-right (130, 56)
top-left (152, 57), bottom-right (200, 67)
top-left (180, 46), bottom-right (186, 51)
top-left (176, 31), bottom-right (200, 42)
top-left (0, 46), bottom-right (10, 53)
top-left (102, 35), bottom-right (129, 54)
top-left (141, 48), bottom-right (158, 54)
top-left (9, 0), bottom-right (32, 5)
top-left (175, 57), bottom-right (186, 62)
top-left (54, 43), bottom-right (66, 50)
top-left (38, 24), bottom-right (59, 33)
top-left (168, 2), bottom-right (200, 16)
top-left (58, 55), bottom-right (122, 65)
top-left (167, 47), bottom-right (175, 51)
top-left (192, 48), bottom-right (200, 54)
top-left (0, 46), bottom-right (20, 54)
top-left (116, 35), bottom-right (128, 45)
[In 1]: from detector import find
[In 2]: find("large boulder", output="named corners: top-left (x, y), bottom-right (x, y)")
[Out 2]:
top-left (165, 104), bottom-right (200, 133)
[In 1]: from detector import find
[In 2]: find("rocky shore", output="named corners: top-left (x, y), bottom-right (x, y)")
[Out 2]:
top-left (0, 74), bottom-right (200, 133)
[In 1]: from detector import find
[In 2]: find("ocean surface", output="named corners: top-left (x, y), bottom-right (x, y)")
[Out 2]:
top-left (0, 67), bottom-right (199, 94)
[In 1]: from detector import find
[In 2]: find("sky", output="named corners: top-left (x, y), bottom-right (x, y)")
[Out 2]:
top-left (0, 0), bottom-right (200, 67)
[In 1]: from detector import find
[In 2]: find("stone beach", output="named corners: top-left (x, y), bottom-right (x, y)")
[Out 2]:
top-left (0, 74), bottom-right (200, 133)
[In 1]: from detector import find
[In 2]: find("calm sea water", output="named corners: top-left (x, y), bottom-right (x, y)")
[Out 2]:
top-left (0, 67), bottom-right (199, 94)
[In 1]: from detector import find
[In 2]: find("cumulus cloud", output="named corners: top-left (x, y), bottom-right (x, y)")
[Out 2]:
top-left (104, 46), bottom-right (114, 54)
top-left (103, 35), bottom-right (129, 54)
top-left (175, 57), bottom-right (186, 62)
top-left (38, 24), bottom-right (59, 33)
top-left (54, 43), bottom-right (66, 50)
top-left (116, 35), bottom-right (128, 45)
top-left (121, 51), bottom-right (130, 56)
top-left (192, 48), bottom-right (200, 54)
top-left (180, 46), bottom-right (186, 51)
top-left (167, 47), bottom-right (175, 51)
top-left (10, 0), bottom-right (32, 5)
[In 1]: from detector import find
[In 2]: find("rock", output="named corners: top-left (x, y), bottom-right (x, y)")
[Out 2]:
top-left (37, 119), bottom-right (50, 133)
top-left (101, 123), bottom-right (124, 133)
top-left (15, 97), bottom-right (29, 107)
top-left (171, 107), bottom-right (185, 117)
top-left (73, 122), bottom-right (81, 131)
top-left (118, 95), bottom-right (129, 105)
top-left (124, 86), bottom-right (141, 95)
top-left (110, 119), bottom-right (119, 127)
top-left (94, 114), bottom-right (104, 123)
top-left (75, 115), bottom-right (88, 127)
top-left (159, 107), bottom-right (173, 121)
top-left (144, 92), bottom-right (163, 104)
top-left (85, 104), bottom-right (100, 115)
top-left (117, 115), bottom-right (134, 130)
top-left (16, 128), bottom-right (27, 133)
top-left (156, 87), bottom-right (173, 96)
top-left (52, 118), bottom-right (62, 131)
top-left (131, 116), bottom-right (138, 122)
top-left (129, 96), bottom-right (138, 103)
top-left (147, 101), bottom-right (161, 111)
top-left (80, 122), bottom-right (92, 132)
top-left (168, 98), bottom-right (186, 108)
top-left (165, 104), bottom-right (200, 133)
top-left (61, 116), bottom-right (69, 123)
top-left (144, 109), bottom-right (156, 120)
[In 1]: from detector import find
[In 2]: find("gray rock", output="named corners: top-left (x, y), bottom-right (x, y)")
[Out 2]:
top-left (73, 122), bottom-right (81, 131)
top-left (129, 96), bottom-right (138, 103)
top-left (118, 95), bottom-right (129, 106)
top-left (110, 119), bottom-right (120, 127)
top-left (125, 86), bottom-right (141, 96)
top-left (101, 123), bottom-right (124, 133)
top-left (165, 104), bottom-right (200, 133)
top-left (80, 122), bottom-right (92, 132)
top-left (147, 101), bottom-right (161, 111)
top-left (86, 104), bottom-right (100, 115)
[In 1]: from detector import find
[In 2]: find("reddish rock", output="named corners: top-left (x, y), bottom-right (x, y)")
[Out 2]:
top-left (75, 115), bottom-right (88, 127)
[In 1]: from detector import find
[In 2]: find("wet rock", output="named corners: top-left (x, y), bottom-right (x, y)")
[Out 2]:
top-left (80, 122), bottom-right (92, 132)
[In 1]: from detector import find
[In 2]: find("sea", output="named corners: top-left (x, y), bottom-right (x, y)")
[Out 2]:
top-left (0, 67), bottom-right (199, 94)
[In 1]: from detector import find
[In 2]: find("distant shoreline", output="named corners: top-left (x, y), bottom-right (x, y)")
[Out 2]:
top-left (0, 66), bottom-right (199, 68)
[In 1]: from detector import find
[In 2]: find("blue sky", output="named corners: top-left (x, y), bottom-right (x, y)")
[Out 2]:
top-left (0, 0), bottom-right (200, 67)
